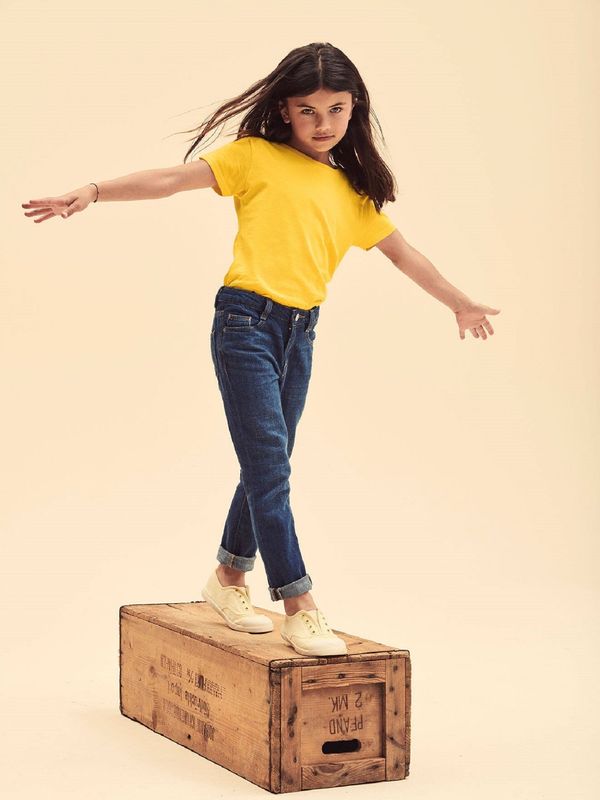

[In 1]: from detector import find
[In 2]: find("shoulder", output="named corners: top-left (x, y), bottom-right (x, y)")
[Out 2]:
top-left (217, 135), bottom-right (274, 159)
top-left (356, 192), bottom-right (379, 210)
top-left (232, 134), bottom-right (269, 148)
top-left (242, 135), bottom-right (272, 145)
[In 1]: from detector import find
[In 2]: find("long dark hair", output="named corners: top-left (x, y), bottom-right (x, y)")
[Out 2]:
top-left (178, 42), bottom-right (397, 210)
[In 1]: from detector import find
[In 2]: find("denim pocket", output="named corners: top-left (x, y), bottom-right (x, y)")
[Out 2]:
top-left (305, 327), bottom-right (317, 346)
top-left (220, 303), bottom-right (265, 331)
top-left (226, 312), bottom-right (253, 328)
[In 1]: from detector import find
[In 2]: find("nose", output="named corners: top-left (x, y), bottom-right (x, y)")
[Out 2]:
top-left (314, 114), bottom-right (330, 131)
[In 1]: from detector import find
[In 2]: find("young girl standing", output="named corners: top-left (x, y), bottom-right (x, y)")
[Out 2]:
top-left (22, 42), bottom-right (500, 657)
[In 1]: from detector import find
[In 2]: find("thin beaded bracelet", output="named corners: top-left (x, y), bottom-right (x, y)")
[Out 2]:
top-left (89, 182), bottom-right (99, 202)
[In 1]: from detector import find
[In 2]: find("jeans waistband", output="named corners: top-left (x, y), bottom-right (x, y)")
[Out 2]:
top-left (214, 285), bottom-right (320, 331)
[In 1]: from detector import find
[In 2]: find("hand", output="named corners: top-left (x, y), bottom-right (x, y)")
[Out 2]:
top-left (21, 185), bottom-right (97, 223)
top-left (454, 301), bottom-right (500, 340)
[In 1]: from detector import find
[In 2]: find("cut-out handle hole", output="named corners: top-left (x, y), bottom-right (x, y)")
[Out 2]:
top-left (322, 738), bottom-right (362, 754)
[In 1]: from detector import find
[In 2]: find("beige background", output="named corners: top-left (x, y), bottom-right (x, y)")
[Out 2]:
top-left (3, 0), bottom-right (599, 797)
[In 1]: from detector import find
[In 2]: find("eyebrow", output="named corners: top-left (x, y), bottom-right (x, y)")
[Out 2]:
top-left (294, 101), bottom-right (347, 108)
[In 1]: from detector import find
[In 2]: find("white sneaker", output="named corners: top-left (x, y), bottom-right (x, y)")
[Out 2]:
top-left (280, 608), bottom-right (348, 656)
top-left (201, 569), bottom-right (274, 633)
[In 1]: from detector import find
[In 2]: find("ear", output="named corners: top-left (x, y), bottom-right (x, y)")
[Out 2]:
top-left (278, 99), bottom-right (289, 122)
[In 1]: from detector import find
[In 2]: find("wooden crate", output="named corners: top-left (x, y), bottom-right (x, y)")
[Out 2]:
top-left (120, 600), bottom-right (411, 793)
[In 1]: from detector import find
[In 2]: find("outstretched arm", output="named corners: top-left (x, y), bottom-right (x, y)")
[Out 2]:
top-left (84, 159), bottom-right (219, 201)
top-left (375, 230), bottom-right (501, 341)
top-left (22, 160), bottom-right (218, 223)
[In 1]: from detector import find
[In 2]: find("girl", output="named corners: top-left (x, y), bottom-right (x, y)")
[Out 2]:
top-left (22, 42), bottom-right (500, 657)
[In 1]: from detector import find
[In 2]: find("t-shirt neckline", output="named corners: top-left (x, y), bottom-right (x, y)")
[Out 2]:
top-left (276, 141), bottom-right (340, 172)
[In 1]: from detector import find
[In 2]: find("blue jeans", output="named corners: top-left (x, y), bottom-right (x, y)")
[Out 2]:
top-left (210, 285), bottom-right (320, 601)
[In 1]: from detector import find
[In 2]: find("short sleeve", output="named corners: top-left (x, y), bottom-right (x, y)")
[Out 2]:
top-left (196, 136), bottom-right (253, 197)
top-left (354, 196), bottom-right (396, 250)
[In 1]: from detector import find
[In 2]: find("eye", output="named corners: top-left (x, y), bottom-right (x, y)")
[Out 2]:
top-left (300, 106), bottom-right (343, 115)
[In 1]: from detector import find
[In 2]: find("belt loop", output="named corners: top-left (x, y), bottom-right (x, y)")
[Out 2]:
top-left (260, 297), bottom-right (273, 322)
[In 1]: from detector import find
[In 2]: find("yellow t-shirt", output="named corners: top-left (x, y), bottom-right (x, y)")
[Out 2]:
top-left (197, 135), bottom-right (396, 309)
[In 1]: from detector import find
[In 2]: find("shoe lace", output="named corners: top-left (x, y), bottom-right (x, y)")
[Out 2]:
top-left (232, 587), bottom-right (249, 609)
top-left (302, 611), bottom-right (332, 635)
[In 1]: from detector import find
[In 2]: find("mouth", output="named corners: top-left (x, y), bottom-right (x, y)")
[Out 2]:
top-left (313, 135), bottom-right (334, 141)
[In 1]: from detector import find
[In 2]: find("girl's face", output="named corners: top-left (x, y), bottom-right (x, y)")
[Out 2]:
top-left (278, 88), bottom-right (356, 162)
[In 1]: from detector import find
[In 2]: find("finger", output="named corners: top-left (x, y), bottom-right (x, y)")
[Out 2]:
top-left (24, 207), bottom-right (56, 216)
top-left (478, 325), bottom-right (487, 340)
top-left (23, 206), bottom-right (58, 214)
top-left (34, 212), bottom-right (56, 223)
top-left (61, 203), bottom-right (78, 217)
top-left (23, 199), bottom-right (68, 208)
top-left (24, 208), bottom-right (56, 219)
top-left (483, 320), bottom-right (494, 335)
top-left (471, 327), bottom-right (479, 338)
top-left (22, 197), bottom-right (69, 208)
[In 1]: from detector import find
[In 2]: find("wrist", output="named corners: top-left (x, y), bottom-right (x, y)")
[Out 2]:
top-left (80, 183), bottom-right (99, 202)
top-left (450, 294), bottom-right (472, 313)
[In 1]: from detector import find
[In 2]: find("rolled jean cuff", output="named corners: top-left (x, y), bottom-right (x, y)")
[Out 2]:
top-left (268, 573), bottom-right (313, 601)
top-left (216, 546), bottom-right (256, 572)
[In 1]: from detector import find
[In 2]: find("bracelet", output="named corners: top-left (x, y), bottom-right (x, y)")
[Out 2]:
top-left (89, 182), bottom-right (99, 202)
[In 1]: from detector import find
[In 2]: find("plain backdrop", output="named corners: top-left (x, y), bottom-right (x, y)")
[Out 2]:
top-left (2, 0), bottom-right (598, 797)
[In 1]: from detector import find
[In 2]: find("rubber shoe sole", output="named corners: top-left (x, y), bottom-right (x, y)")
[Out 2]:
top-left (280, 609), bottom-right (348, 656)
top-left (201, 570), bottom-right (274, 633)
